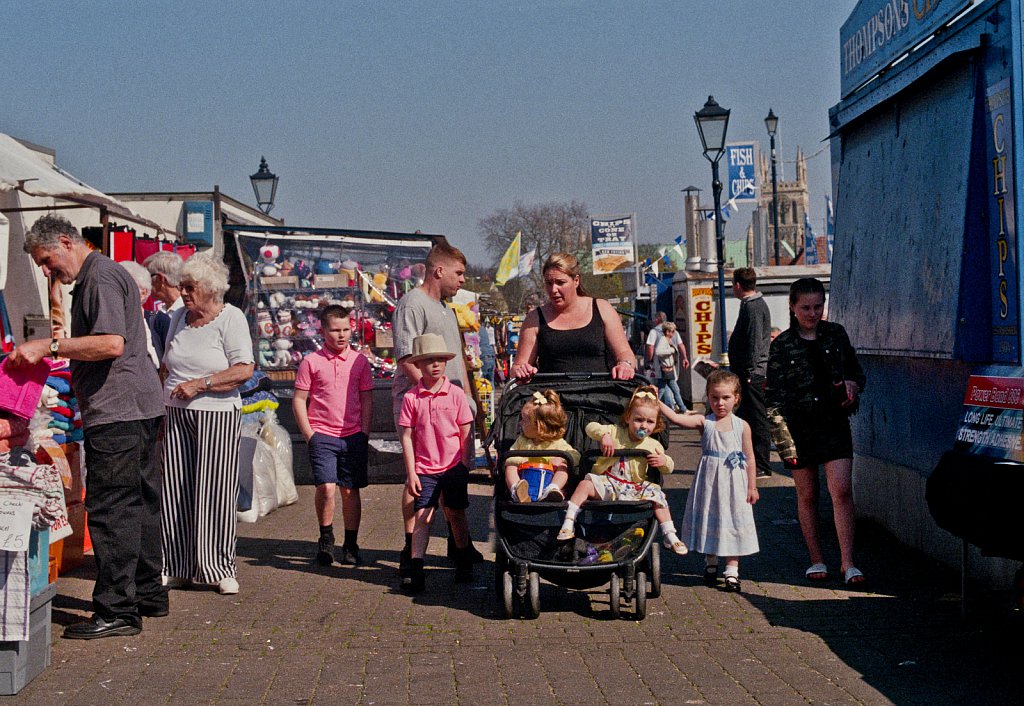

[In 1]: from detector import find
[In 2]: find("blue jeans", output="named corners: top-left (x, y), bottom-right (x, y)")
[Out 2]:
top-left (658, 377), bottom-right (687, 411)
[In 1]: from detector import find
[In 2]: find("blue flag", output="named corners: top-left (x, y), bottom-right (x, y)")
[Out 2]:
top-left (804, 213), bottom-right (818, 265)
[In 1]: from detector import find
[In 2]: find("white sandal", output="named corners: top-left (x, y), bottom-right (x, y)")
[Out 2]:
top-left (556, 526), bottom-right (575, 541)
top-left (663, 537), bottom-right (689, 556)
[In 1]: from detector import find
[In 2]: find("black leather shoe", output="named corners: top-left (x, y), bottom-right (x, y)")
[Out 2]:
top-left (756, 470), bottom-right (772, 478)
top-left (138, 603), bottom-right (169, 618)
top-left (316, 533), bottom-right (335, 566)
top-left (63, 615), bottom-right (142, 640)
top-left (339, 544), bottom-right (361, 566)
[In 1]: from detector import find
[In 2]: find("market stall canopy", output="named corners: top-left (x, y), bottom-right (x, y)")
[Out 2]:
top-left (0, 132), bottom-right (167, 233)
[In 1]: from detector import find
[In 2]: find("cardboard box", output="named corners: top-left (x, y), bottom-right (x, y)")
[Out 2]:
top-left (375, 330), bottom-right (394, 348)
top-left (260, 275), bottom-right (298, 290)
top-left (312, 273), bottom-right (351, 289)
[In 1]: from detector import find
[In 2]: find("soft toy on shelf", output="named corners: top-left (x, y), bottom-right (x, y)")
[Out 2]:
top-left (275, 309), bottom-right (294, 338)
top-left (410, 262), bottom-right (426, 288)
top-left (370, 263), bottom-right (389, 303)
top-left (259, 245), bottom-right (282, 277)
top-left (278, 259), bottom-right (294, 277)
top-left (271, 338), bottom-right (293, 367)
top-left (268, 291), bottom-right (286, 309)
top-left (257, 339), bottom-right (274, 367)
top-left (293, 259), bottom-right (312, 288)
top-left (340, 258), bottom-right (359, 287)
top-left (256, 310), bottom-right (275, 338)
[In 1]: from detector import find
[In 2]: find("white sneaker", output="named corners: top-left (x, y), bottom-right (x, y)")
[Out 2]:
top-left (217, 577), bottom-right (239, 595)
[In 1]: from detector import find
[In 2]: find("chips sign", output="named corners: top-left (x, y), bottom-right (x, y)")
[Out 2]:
top-left (725, 143), bottom-right (758, 202)
top-left (954, 368), bottom-right (1024, 462)
top-left (590, 215), bottom-right (636, 275)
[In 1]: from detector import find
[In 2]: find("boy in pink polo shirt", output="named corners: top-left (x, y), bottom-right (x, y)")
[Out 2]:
top-left (293, 305), bottom-right (374, 566)
top-left (398, 333), bottom-right (475, 593)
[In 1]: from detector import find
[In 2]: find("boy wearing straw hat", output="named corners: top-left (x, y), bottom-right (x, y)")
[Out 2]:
top-left (398, 333), bottom-right (475, 592)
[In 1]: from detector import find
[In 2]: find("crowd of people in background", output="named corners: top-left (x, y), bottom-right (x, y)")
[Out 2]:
top-left (7, 214), bottom-right (867, 637)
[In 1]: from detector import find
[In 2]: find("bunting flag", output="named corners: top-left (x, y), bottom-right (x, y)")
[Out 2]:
top-left (804, 212), bottom-right (818, 265)
top-left (495, 232), bottom-right (521, 286)
top-left (825, 195), bottom-right (835, 263)
top-left (517, 248), bottom-right (536, 278)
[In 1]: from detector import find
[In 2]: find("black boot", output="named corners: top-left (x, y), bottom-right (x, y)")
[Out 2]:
top-left (317, 529), bottom-right (335, 566)
top-left (401, 559), bottom-right (425, 593)
top-left (453, 547), bottom-right (473, 583)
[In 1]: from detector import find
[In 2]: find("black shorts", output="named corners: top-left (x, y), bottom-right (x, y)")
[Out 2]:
top-left (308, 431), bottom-right (369, 488)
top-left (788, 411), bottom-right (853, 467)
top-left (414, 463), bottom-right (469, 511)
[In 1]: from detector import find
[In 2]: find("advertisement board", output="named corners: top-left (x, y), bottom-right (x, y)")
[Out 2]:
top-left (954, 367), bottom-right (1024, 462)
top-left (590, 215), bottom-right (636, 274)
top-left (725, 143), bottom-right (758, 202)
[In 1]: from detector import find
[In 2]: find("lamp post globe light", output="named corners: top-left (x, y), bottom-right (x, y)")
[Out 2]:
top-left (764, 108), bottom-right (781, 266)
top-left (250, 156), bottom-right (279, 215)
top-left (694, 95), bottom-right (731, 366)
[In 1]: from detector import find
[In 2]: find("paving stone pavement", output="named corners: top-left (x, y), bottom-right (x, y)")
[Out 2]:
top-left (18, 428), bottom-right (1023, 705)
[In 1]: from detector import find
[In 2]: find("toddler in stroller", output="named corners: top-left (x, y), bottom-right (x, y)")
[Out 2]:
top-left (504, 389), bottom-right (580, 503)
top-left (558, 385), bottom-right (689, 556)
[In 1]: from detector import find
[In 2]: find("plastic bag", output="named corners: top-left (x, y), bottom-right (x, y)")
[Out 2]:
top-left (237, 431), bottom-right (279, 523)
top-left (259, 409), bottom-right (297, 507)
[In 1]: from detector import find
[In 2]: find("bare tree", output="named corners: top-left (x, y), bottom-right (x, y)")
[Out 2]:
top-left (478, 200), bottom-right (593, 311)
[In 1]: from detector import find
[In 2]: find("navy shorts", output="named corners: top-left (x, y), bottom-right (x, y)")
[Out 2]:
top-left (414, 463), bottom-right (469, 511)
top-left (308, 431), bottom-right (369, 488)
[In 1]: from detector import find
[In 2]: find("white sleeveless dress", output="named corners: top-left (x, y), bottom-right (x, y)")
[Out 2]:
top-left (681, 414), bottom-right (760, 556)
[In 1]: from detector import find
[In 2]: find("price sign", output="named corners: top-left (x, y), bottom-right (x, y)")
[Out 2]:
top-left (0, 499), bottom-right (33, 552)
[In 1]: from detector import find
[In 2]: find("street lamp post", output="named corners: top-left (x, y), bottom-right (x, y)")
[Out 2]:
top-left (764, 108), bottom-right (780, 266)
top-left (250, 156), bottom-right (279, 215)
top-left (694, 95), bottom-right (731, 366)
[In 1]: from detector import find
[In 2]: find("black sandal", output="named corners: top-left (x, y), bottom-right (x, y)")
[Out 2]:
top-left (723, 575), bottom-right (741, 593)
top-left (703, 565), bottom-right (719, 586)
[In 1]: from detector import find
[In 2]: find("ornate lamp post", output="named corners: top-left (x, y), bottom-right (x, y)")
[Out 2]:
top-left (764, 108), bottom-right (781, 265)
top-left (249, 157), bottom-right (279, 215)
top-left (694, 96), bottom-right (731, 365)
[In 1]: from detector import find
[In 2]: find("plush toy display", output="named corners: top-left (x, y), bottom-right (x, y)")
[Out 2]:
top-left (260, 245), bottom-right (282, 277)
top-left (369, 263), bottom-right (389, 303)
top-left (257, 339), bottom-right (274, 367)
top-left (256, 310), bottom-right (275, 338)
top-left (271, 338), bottom-right (293, 367)
top-left (293, 259), bottom-right (312, 288)
top-left (275, 309), bottom-right (294, 338)
top-left (278, 259), bottom-right (294, 277)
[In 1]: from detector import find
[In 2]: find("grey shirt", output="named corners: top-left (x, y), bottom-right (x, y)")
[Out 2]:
top-left (391, 287), bottom-right (469, 409)
top-left (70, 252), bottom-right (165, 429)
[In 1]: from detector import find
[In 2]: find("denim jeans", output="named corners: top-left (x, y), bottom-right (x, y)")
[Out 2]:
top-left (657, 376), bottom-right (687, 410)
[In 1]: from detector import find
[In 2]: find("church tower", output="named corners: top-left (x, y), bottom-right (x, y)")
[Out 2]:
top-left (757, 146), bottom-right (809, 262)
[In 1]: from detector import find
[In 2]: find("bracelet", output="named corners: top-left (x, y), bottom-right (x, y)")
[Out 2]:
top-left (617, 360), bottom-right (635, 367)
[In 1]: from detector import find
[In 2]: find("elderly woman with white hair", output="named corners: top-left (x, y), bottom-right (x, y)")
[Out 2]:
top-left (160, 251), bottom-right (254, 595)
top-left (117, 259), bottom-right (159, 367)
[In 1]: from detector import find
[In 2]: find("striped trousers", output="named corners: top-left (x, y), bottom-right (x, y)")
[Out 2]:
top-left (161, 406), bottom-right (242, 584)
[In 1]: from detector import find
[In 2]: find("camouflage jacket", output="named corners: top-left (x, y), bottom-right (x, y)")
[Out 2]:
top-left (765, 321), bottom-right (866, 460)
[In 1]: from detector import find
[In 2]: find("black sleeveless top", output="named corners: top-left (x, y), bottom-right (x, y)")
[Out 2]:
top-left (535, 298), bottom-right (612, 373)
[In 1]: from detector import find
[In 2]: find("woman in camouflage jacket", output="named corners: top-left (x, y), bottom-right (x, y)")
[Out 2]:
top-left (766, 278), bottom-right (867, 585)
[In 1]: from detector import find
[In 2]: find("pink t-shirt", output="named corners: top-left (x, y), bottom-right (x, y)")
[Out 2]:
top-left (399, 377), bottom-right (474, 475)
top-left (294, 347), bottom-right (374, 437)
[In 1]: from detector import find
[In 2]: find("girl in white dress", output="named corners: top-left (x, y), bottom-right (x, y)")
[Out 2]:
top-left (661, 369), bottom-right (759, 592)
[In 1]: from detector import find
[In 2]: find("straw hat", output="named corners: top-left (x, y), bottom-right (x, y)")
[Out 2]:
top-left (406, 333), bottom-right (456, 364)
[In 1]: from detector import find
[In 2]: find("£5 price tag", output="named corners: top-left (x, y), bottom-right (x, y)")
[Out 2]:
top-left (0, 499), bottom-right (33, 552)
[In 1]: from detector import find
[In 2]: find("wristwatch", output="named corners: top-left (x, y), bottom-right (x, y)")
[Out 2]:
top-left (49, 338), bottom-right (60, 358)
top-left (204, 376), bottom-right (213, 390)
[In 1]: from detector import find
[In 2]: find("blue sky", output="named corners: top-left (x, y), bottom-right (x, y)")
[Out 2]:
top-left (2, 1), bottom-right (857, 265)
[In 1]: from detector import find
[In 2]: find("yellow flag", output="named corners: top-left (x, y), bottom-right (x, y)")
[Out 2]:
top-left (495, 232), bottom-right (521, 286)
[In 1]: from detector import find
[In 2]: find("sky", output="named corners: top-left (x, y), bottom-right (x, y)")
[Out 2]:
top-left (2, 1), bottom-right (859, 266)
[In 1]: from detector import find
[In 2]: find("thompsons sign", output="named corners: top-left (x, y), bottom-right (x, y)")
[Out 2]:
top-left (840, 0), bottom-right (970, 98)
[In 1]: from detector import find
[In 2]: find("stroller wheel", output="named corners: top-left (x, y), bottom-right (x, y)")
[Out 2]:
top-left (501, 571), bottom-right (516, 619)
top-left (609, 573), bottom-right (621, 619)
top-left (524, 571), bottom-right (541, 619)
top-left (648, 543), bottom-right (662, 598)
top-left (635, 572), bottom-right (648, 620)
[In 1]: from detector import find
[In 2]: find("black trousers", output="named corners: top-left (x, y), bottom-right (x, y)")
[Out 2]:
top-left (737, 374), bottom-right (772, 475)
top-left (83, 416), bottom-right (166, 619)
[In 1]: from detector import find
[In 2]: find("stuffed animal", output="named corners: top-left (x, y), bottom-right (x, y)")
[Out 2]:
top-left (268, 291), bottom-right (286, 309)
top-left (259, 245), bottom-right (282, 277)
top-left (369, 263), bottom-right (389, 303)
top-left (257, 339), bottom-right (274, 367)
top-left (256, 310), bottom-right (275, 338)
top-left (292, 259), bottom-right (312, 285)
top-left (340, 258), bottom-right (359, 286)
top-left (275, 309), bottom-right (294, 337)
top-left (278, 259), bottom-right (294, 277)
top-left (271, 338), bottom-right (293, 367)
top-left (410, 262), bottom-right (426, 287)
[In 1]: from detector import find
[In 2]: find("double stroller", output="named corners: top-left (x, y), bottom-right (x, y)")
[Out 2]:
top-left (487, 373), bottom-right (666, 619)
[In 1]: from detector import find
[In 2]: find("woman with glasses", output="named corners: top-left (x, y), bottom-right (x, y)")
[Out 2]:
top-left (160, 252), bottom-right (254, 595)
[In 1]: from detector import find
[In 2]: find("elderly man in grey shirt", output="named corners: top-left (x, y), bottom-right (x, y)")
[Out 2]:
top-left (10, 215), bottom-right (166, 640)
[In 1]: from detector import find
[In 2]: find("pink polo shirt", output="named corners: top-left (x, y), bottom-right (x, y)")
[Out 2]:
top-left (398, 376), bottom-right (474, 475)
top-left (294, 346), bottom-right (374, 437)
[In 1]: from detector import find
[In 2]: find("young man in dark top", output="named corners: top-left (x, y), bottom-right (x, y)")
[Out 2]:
top-left (728, 267), bottom-right (773, 478)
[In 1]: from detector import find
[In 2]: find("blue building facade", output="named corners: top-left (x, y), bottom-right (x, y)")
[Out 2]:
top-left (829, 0), bottom-right (1023, 585)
